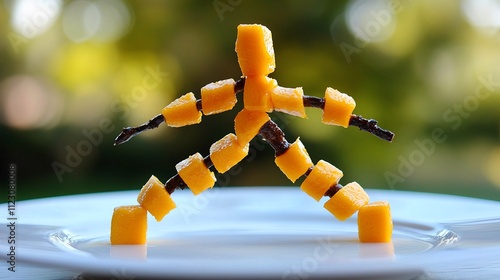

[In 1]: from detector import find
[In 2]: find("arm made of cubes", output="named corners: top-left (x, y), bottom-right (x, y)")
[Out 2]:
top-left (114, 78), bottom-right (393, 146)
top-left (269, 84), bottom-right (394, 142)
top-left (113, 78), bottom-right (246, 145)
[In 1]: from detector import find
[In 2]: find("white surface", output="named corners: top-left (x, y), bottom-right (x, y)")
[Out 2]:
top-left (2, 187), bottom-right (500, 279)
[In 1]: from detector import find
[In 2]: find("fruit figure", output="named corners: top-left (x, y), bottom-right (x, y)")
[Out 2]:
top-left (111, 24), bottom-right (394, 244)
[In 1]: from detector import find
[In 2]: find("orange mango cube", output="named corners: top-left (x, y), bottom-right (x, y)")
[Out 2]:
top-left (235, 24), bottom-right (276, 76)
top-left (201, 78), bottom-right (237, 115)
top-left (243, 75), bottom-right (277, 112)
top-left (323, 182), bottom-right (369, 221)
top-left (162, 92), bottom-right (201, 127)
top-left (275, 138), bottom-right (313, 183)
top-left (358, 201), bottom-right (393, 243)
top-left (110, 205), bottom-right (147, 245)
top-left (176, 153), bottom-right (216, 195)
top-left (210, 133), bottom-right (249, 173)
top-left (300, 160), bottom-right (343, 201)
top-left (137, 175), bottom-right (176, 222)
top-left (322, 87), bottom-right (355, 128)
top-left (234, 109), bottom-right (270, 145)
top-left (270, 86), bottom-right (306, 118)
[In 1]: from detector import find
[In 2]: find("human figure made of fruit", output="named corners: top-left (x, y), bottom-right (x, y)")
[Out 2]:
top-left (110, 24), bottom-right (395, 245)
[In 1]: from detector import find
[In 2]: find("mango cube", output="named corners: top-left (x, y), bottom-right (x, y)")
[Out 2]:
top-left (322, 87), bottom-right (355, 128)
top-left (243, 75), bottom-right (277, 112)
top-left (300, 160), bottom-right (343, 201)
top-left (271, 86), bottom-right (306, 118)
top-left (275, 138), bottom-right (313, 183)
top-left (110, 205), bottom-right (147, 245)
top-left (235, 24), bottom-right (276, 76)
top-left (210, 133), bottom-right (249, 173)
top-left (162, 92), bottom-right (201, 127)
top-left (137, 175), bottom-right (176, 222)
top-left (176, 153), bottom-right (216, 195)
top-left (234, 109), bottom-right (270, 145)
top-left (323, 182), bottom-right (369, 221)
top-left (358, 201), bottom-right (393, 243)
top-left (201, 78), bottom-right (237, 115)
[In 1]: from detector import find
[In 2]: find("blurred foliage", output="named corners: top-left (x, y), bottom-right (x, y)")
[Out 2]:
top-left (1, 0), bottom-right (500, 202)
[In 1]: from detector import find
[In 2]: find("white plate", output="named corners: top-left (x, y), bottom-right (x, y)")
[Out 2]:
top-left (2, 187), bottom-right (500, 279)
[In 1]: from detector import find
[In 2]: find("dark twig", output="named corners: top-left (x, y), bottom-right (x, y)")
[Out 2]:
top-left (302, 95), bottom-right (394, 142)
top-left (349, 115), bottom-right (394, 142)
top-left (114, 78), bottom-right (246, 146)
top-left (114, 114), bottom-right (165, 146)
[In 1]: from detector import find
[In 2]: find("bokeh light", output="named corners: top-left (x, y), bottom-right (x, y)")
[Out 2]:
top-left (9, 0), bottom-right (62, 39)
top-left (461, 0), bottom-right (500, 35)
top-left (0, 75), bottom-right (63, 129)
top-left (62, 0), bottom-right (132, 43)
top-left (345, 0), bottom-right (397, 43)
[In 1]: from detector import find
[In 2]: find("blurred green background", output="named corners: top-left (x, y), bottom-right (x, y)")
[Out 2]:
top-left (1, 0), bottom-right (499, 202)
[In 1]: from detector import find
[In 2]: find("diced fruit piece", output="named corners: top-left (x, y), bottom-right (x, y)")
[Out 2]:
top-left (243, 75), bottom-right (277, 112)
top-left (271, 86), bottom-right (306, 118)
top-left (323, 182), bottom-right (369, 221)
top-left (235, 24), bottom-right (276, 76)
top-left (137, 175), bottom-right (176, 222)
top-left (358, 201), bottom-right (393, 243)
top-left (275, 138), bottom-right (313, 183)
top-left (210, 133), bottom-right (249, 173)
top-left (162, 92), bottom-right (201, 127)
top-left (201, 78), bottom-right (237, 115)
top-left (322, 87), bottom-right (356, 128)
top-left (176, 153), bottom-right (216, 195)
top-left (110, 205), bottom-right (147, 245)
top-left (300, 160), bottom-right (343, 201)
top-left (234, 109), bottom-right (270, 145)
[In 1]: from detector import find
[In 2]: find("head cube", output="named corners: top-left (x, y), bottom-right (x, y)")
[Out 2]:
top-left (235, 24), bottom-right (276, 76)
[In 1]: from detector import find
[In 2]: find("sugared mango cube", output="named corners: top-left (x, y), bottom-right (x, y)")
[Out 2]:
top-left (300, 160), bottom-right (343, 201)
top-left (358, 201), bottom-right (393, 243)
top-left (210, 133), bottom-right (249, 173)
top-left (271, 86), bottom-right (306, 118)
top-left (201, 78), bottom-right (237, 115)
top-left (322, 87), bottom-right (355, 128)
top-left (323, 182), bottom-right (369, 221)
top-left (234, 109), bottom-right (270, 145)
top-left (162, 92), bottom-right (201, 127)
top-left (110, 205), bottom-right (147, 245)
top-left (137, 175), bottom-right (176, 222)
top-left (275, 138), bottom-right (313, 183)
top-left (176, 153), bottom-right (216, 195)
top-left (243, 75), bottom-right (277, 112)
top-left (235, 24), bottom-right (276, 76)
